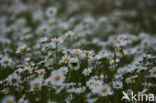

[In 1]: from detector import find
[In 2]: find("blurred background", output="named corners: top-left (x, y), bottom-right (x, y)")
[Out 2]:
top-left (0, 0), bottom-right (156, 34)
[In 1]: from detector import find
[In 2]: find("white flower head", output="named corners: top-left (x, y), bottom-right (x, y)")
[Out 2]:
top-left (82, 67), bottom-right (92, 76)
top-left (150, 67), bottom-right (156, 78)
top-left (30, 77), bottom-right (43, 91)
top-left (0, 56), bottom-right (12, 67)
top-left (75, 87), bottom-right (86, 94)
top-left (64, 31), bottom-right (74, 39)
top-left (89, 55), bottom-right (100, 61)
top-left (7, 73), bottom-right (21, 86)
top-left (59, 55), bottom-right (70, 64)
top-left (16, 45), bottom-right (26, 54)
top-left (71, 49), bottom-right (82, 55)
top-left (37, 69), bottom-right (45, 77)
top-left (1, 95), bottom-right (15, 103)
top-left (51, 38), bottom-right (63, 48)
top-left (98, 84), bottom-right (112, 96)
top-left (59, 67), bottom-right (69, 74)
top-left (113, 81), bottom-right (123, 89)
top-left (46, 7), bottom-right (57, 17)
top-left (86, 79), bottom-right (103, 94)
top-left (68, 57), bottom-right (80, 70)
top-left (49, 70), bottom-right (65, 86)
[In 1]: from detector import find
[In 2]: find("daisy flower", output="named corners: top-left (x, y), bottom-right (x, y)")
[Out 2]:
top-left (30, 78), bottom-right (43, 91)
top-left (51, 38), bottom-right (63, 48)
top-left (98, 53), bottom-right (107, 59)
top-left (46, 7), bottom-right (57, 17)
top-left (82, 67), bottom-right (92, 76)
top-left (108, 54), bottom-right (114, 59)
top-left (118, 68), bottom-right (130, 74)
top-left (87, 79), bottom-right (103, 94)
top-left (83, 50), bottom-right (89, 55)
top-left (1, 95), bottom-right (15, 103)
top-left (75, 87), bottom-right (86, 94)
top-left (72, 49), bottom-right (82, 55)
top-left (59, 67), bottom-right (69, 74)
top-left (0, 56), bottom-right (12, 67)
top-left (110, 59), bottom-right (120, 64)
top-left (149, 67), bottom-right (156, 78)
top-left (62, 48), bottom-right (72, 55)
top-left (68, 57), bottom-right (80, 70)
top-left (37, 69), bottom-right (45, 77)
top-left (59, 55), bottom-right (70, 64)
top-left (128, 75), bottom-right (138, 79)
top-left (49, 70), bottom-right (65, 86)
top-left (64, 31), bottom-right (74, 39)
top-left (16, 45), bottom-right (26, 54)
top-left (98, 84), bottom-right (113, 96)
top-left (52, 38), bottom-right (63, 44)
top-left (113, 81), bottom-right (123, 89)
top-left (82, 50), bottom-right (94, 57)
top-left (7, 73), bottom-right (21, 86)
top-left (89, 55), bottom-right (99, 61)
top-left (86, 79), bottom-right (95, 88)
top-left (126, 78), bottom-right (134, 84)
top-left (1, 89), bottom-right (8, 94)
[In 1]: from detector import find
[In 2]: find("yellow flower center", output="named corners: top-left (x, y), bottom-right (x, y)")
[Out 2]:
top-left (120, 52), bottom-right (124, 55)
top-left (74, 51), bottom-right (80, 54)
top-left (84, 51), bottom-right (89, 54)
top-left (89, 82), bottom-right (93, 85)
top-left (3, 60), bottom-right (9, 64)
top-left (40, 71), bottom-right (44, 75)
top-left (66, 35), bottom-right (70, 39)
top-left (92, 57), bottom-right (97, 60)
top-left (11, 78), bottom-right (17, 84)
top-left (128, 80), bottom-right (132, 84)
top-left (153, 71), bottom-right (156, 74)
top-left (144, 83), bottom-right (148, 87)
top-left (101, 56), bottom-right (105, 58)
top-left (136, 62), bottom-right (140, 65)
top-left (54, 40), bottom-right (60, 43)
top-left (6, 100), bottom-right (12, 103)
top-left (129, 76), bottom-right (134, 79)
top-left (54, 75), bottom-right (61, 81)
top-left (115, 84), bottom-right (120, 87)
top-left (124, 70), bottom-right (128, 73)
top-left (109, 55), bottom-right (113, 58)
top-left (93, 82), bottom-right (99, 86)
top-left (120, 37), bottom-right (124, 40)
top-left (62, 70), bottom-right (66, 73)
top-left (112, 60), bottom-right (115, 64)
top-left (27, 64), bottom-right (31, 67)
top-left (33, 83), bottom-right (39, 90)
top-left (85, 71), bottom-right (89, 75)
top-left (64, 57), bottom-right (68, 62)
top-left (19, 48), bottom-right (23, 52)
top-left (144, 42), bottom-right (148, 46)
top-left (49, 10), bottom-right (54, 14)
top-left (102, 88), bottom-right (107, 93)
top-left (1, 90), bottom-right (7, 94)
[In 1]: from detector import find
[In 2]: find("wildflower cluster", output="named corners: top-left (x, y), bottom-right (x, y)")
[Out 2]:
top-left (0, 0), bottom-right (156, 103)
